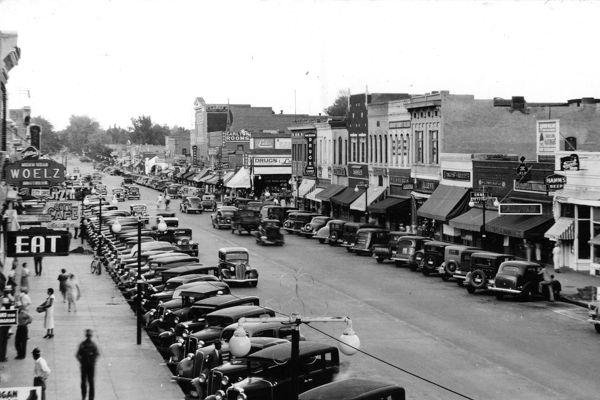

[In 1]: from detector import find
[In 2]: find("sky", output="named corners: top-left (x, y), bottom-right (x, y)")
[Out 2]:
top-left (1, 0), bottom-right (600, 131)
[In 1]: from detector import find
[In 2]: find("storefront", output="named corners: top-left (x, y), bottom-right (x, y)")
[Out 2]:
top-left (315, 184), bottom-right (346, 217)
top-left (416, 183), bottom-right (468, 241)
top-left (331, 186), bottom-right (363, 221)
top-left (250, 155), bottom-right (291, 200)
top-left (225, 167), bottom-right (252, 194)
top-left (349, 184), bottom-right (387, 224)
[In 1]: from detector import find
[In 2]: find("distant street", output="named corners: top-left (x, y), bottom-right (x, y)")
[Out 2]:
top-left (76, 158), bottom-right (600, 400)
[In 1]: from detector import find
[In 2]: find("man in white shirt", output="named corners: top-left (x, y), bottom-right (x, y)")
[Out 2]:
top-left (32, 347), bottom-right (51, 400)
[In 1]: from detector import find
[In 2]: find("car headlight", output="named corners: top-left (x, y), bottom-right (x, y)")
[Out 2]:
top-left (237, 392), bottom-right (247, 400)
top-left (230, 266), bottom-right (235, 272)
top-left (215, 390), bottom-right (225, 400)
top-left (198, 372), bottom-right (207, 383)
top-left (177, 240), bottom-right (182, 245)
top-left (261, 236), bottom-right (267, 240)
top-left (221, 375), bottom-right (229, 385)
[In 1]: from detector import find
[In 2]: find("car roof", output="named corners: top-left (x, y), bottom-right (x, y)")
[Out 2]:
top-left (205, 305), bottom-right (272, 318)
top-left (397, 235), bottom-right (429, 241)
top-left (218, 206), bottom-right (238, 211)
top-left (500, 260), bottom-right (541, 267)
top-left (193, 294), bottom-right (259, 307)
top-left (160, 264), bottom-right (210, 274)
top-left (249, 341), bottom-right (338, 363)
top-left (222, 320), bottom-right (292, 333)
top-left (219, 247), bottom-right (248, 253)
top-left (446, 245), bottom-right (480, 251)
top-left (471, 252), bottom-right (513, 259)
top-left (178, 281), bottom-right (229, 296)
top-left (299, 379), bottom-right (405, 400)
top-left (261, 219), bottom-right (280, 223)
top-left (328, 219), bottom-right (346, 224)
top-left (343, 222), bottom-right (375, 228)
top-left (356, 227), bottom-right (389, 233)
top-left (424, 241), bottom-right (454, 246)
top-left (166, 273), bottom-right (213, 283)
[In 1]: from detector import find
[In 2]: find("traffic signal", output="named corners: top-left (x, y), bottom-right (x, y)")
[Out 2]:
top-left (216, 179), bottom-right (224, 190)
top-left (29, 124), bottom-right (41, 150)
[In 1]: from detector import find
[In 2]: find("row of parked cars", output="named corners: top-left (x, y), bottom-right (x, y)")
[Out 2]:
top-left (81, 185), bottom-right (406, 400)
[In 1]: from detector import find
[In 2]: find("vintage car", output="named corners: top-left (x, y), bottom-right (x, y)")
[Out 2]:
top-left (121, 177), bottom-right (135, 186)
top-left (299, 379), bottom-right (407, 400)
top-left (125, 185), bottom-right (140, 200)
top-left (489, 260), bottom-right (561, 301)
top-left (129, 204), bottom-right (150, 224)
top-left (94, 184), bottom-right (108, 195)
top-left (231, 209), bottom-right (261, 235)
top-left (233, 198), bottom-right (253, 209)
top-left (165, 184), bottom-right (183, 199)
top-left (371, 231), bottom-right (412, 263)
top-left (255, 219), bottom-right (284, 246)
top-left (327, 220), bottom-right (347, 246)
top-left (216, 247), bottom-right (259, 286)
top-left (465, 252), bottom-right (516, 294)
top-left (283, 212), bottom-right (321, 234)
top-left (340, 222), bottom-right (375, 252)
top-left (247, 201), bottom-right (264, 212)
top-left (259, 205), bottom-right (297, 224)
top-left (160, 264), bottom-right (219, 283)
top-left (438, 245), bottom-right (481, 281)
top-left (201, 194), bottom-right (218, 212)
top-left (177, 295), bottom-right (261, 334)
top-left (300, 216), bottom-right (331, 238)
top-left (351, 227), bottom-right (390, 256)
top-left (111, 187), bottom-right (126, 202)
top-left (313, 219), bottom-right (344, 244)
top-left (225, 342), bottom-right (340, 400)
top-left (588, 305), bottom-right (600, 334)
top-left (211, 206), bottom-right (237, 229)
top-left (155, 228), bottom-right (199, 257)
top-left (201, 338), bottom-right (290, 399)
top-left (180, 196), bottom-right (203, 214)
top-left (188, 305), bottom-right (276, 344)
top-left (420, 241), bottom-right (455, 276)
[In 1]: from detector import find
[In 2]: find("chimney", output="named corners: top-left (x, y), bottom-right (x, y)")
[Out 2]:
top-left (511, 96), bottom-right (526, 112)
top-left (280, 110), bottom-right (283, 114)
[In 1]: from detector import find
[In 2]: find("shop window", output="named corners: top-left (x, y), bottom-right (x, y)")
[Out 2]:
top-left (376, 121), bottom-right (380, 127)
top-left (579, 205), bottom-right (590, 219)
top-left (360, 139), bottom-right (366, 163)
top-left (561, 203), bottom-right (575, 218)
top-left (594, 207), bottom-right (600, 223)
top-left (565, 136), bottom-right (577, 151)
top-left (594, 245), bottom-right (600, 264)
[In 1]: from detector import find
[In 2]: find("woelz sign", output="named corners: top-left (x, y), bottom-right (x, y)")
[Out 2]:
top-left (7, 227), bottom-right (71, 257)
top-left (5, 159), bottom-right (66, 187)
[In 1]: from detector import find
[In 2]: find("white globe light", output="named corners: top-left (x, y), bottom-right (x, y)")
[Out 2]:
top-left (338, 323), bottom-right (360, 356)
top-left (157, 219), bottom-right (168, 232)
top-left (229, 324), bottom-right (251, 357)
top-left (468, 201), bottom-right (475, 208)
top-left (91, 188), bottom-right (97, 194)
top-left (112, 221), bottom-right (122, 233)
top-left (493, 199), bottom-right (500, 207)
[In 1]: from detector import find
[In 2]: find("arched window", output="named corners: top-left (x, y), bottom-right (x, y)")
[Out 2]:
top-left (379, 136), bottom-right (383, 164)
top-left (384, 135), bottom-right (388, 163)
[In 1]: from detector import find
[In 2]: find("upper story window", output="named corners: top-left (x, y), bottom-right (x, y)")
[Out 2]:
top-left (565, 136), bottom-right (577, 151)
top-left (416, 130), bottom-right (424, 163)
top-left (430, 130), bottom-right (439, 164)
top-left (376, 121), bottom-right (380, 127)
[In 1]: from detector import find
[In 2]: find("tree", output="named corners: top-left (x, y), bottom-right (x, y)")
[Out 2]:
top-left (323, 89), bottom-right (350, 117)
top-left (60, 115), bottom-right (102, 154)
top-left (129, 116), bottom-right (168, 145)
top-left (31, 116), bottom-right (64, 154)
top-left (106, 125), bottom-right (131, 144)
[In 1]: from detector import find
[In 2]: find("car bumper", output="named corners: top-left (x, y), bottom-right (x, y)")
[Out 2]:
top-left (487, 286), bottom-right (521, 294)
top-left (223, 278), bottom-right (258, 283)
top-left (588, 319), bottom-right (600, 325)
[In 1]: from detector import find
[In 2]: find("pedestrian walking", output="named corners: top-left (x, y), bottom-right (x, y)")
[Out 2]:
top-left (156, 194), bottom-right (163, 209)
top-left (552, 241), bottom-right (562, 272)
top-left (76, 329), bottom-right (100, 400)
top-left (32, 347), bottom-right (51, 400)
top-left (20, 262), bottom-right (30, 292)
top-left (39, 288), bottom-right (55, 338)
top-left (538, 266), bottom-right (556, 302)
top-left (34, 255), bottom-right (43, 277)
top-left (164, 194), bottom-right (171, 210)
top-left (15, 288), bottom-right (32, 359)
top-left (66, 274), bottom-right (81, 312)
top-left (57, 268), bottom-right (69, 302)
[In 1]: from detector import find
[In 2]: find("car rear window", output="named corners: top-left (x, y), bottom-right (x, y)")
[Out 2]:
top-left (499, 266), bottom-right (521, 276)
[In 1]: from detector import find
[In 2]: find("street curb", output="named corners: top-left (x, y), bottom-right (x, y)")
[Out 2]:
top-left (559, 295), bottom-right (591, 309)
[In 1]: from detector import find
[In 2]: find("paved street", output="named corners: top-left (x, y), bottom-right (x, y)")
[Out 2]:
top-left (86, 163), bottom-right (600, 400)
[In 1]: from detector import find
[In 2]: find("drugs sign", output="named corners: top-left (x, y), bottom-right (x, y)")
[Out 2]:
top-left (5, 159), bottom-right (66, 187)
top-left (7, 227), bottom-right (71, 257)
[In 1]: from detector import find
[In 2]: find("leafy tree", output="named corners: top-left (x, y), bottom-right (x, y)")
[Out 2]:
top-left (31, 116), bottom-right (64, 154)
top-left (60, 115), bottom-right (102, 154)
top-left (323, 89), bottom-right (350, 117)
top-left (87, 142), bottom-right (112, 161)
top-left (129, 116), bottom-right (168, 145)
top-left (106, 125), bottom-right (131, 144)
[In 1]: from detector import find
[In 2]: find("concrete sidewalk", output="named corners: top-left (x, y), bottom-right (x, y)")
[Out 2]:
top-left (0, 251), bottom-right (184, 400)
top-left (555, 268), bottom-right (600, 308)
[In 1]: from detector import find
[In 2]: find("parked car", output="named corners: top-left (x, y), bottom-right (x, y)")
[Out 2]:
top-left (438, 245), bottom-right (481, 281)
top-left (313, 219), bottom-right (343, 244)
top-left (371, 231), bottom-right (412, 263)
top-left (340, 222), bottom-right (375, 252)
top-left (259, 205), bottom-right (297, 224)
top-left (165, 184), bottom-right (182, 199)
top-left (465, 252), bottom-right (516, 294)
top-left (283, 212), bottom-right (320, 234)
top-left (178, 295), bottom-right (261, 334)
top-left (201, 194), bottom-right (217, 212)
top-left (351, 227), bottom-right (390, 256)
top-left (255, 219), bottom-right (284, 246)
top-left (225, 342), bottom-right (340, 400)
top-left (216, 247), bottom-right (259, 286)
top-left (211, 206), bottom-right (237, 229)
top-left (94, 184), bottom-right (108, 195)
top-left (125, 186), bottom-right (140, 200)
top-left (588, 305), bottom-right (600, 334)
top-left (127, 204), bottom-right (149, 224)
top-left (300, 216), bottom-right (331, 238)
top-left (327, 220), bottom-right (347, 246)
top-left (299, 379), bottom-right (407, 400)
top-left (231, 209), bottom-right (261, 235)
top-left (155, 228), bottom-right (199, 257)
top-left (111, 188), bottom-right (126, 202)
top-left (450, 248), bottom-right (487, 285)
top-left (420, 241), bottom-right (455, 276)
top-left (180, 196), bottom-right (203, 214)
top-left (489, 260), bottom-right (561, 300)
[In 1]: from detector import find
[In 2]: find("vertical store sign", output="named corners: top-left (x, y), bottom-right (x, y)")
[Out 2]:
top-left (304, 132), bottom-right (317, 176)
top-left (536, 120), bottom-right (559, 158)
top-left (192, 145), bottom-right (198, 165)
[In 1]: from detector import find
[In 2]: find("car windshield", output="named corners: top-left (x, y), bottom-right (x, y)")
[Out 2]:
top-left (189, 198), bottom-right (201, 206)
top-left (129, 187), bottom-right (139, 194)
top-left (499, 266), bottom-right (521, 276)
top-left (205, 315), bottom-right (234, 328)
top-left (263, 221), bottom-right (279, 229)
top-left (220, 211), bottom-right (234, 217)
top-left (165, 281), bottom-right (180, 290)
top-left (226, 252), bottom-right (248, 262)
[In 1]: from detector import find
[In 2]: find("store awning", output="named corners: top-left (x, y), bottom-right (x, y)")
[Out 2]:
top-left (192, 168), bottom-right (210, 182)
top-left (350, 185), bottom-right (388, 212)
top-left (449, 207), bottom-right (500, 232)
top-left (417, 185), bottom-right (470, 222)
top-left (554, 188), bottom-right (600, 206)
top-left (331, 187), bottom-right (363, 207)
top-left (544, 217), bottom-right (575, 241)
top-left (296, 179), bottom-right (316, 198)
top-left (205, 174), bottom-right (220, 185)
top-left (368, 196), bottom-right (410, 214)
top-left (199, 173), bottom-right (216, 183)
top-left (222, 171), bottom-right (235, 183)
top-left (253, 166), bottom-right (291, 175)
top-left (176, 166), bottom-right (190, 178)
top-left (225, 167), bottom-right (252, 189)
top-left (486, 214), bottom-right (554, 239)
top-left (590, 234), bottom-right (600, 246)
top-left (315, 184), bottom-right (346, 201)
top-left (305, 188), bottom-right (324, 202)
top-left (183, 169), bottom-right (197, 180)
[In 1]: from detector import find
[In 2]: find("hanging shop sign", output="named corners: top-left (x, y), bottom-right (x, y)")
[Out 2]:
top-left (304, 132), bottom-right (317, 176)
top-left (192, 145), bottom-right (198, 166)
top-left (332, 166), bottom-right (347, 176)
top-left (348, 164), bottom-right (368, 179)
top-left (560, 153), bottom-right (580, 171)
top-left (443, 170), bottom-right (471, 181)
top-left (415, 179), bottom-right (439, 194)
top-left (498, 203), bottom-right (543, 215)
top-left (46, 202), bottom-right (79, 221)
top-left (0, 387), bottom-right (41, 399)
top-left (0, 309), bottom-right (18, 327)
top-left (7, 227), bottom-right (71, 257)
top-left (544, 174), bottom-right (567, 191)
top-left (372, 167), bottom-right (387, 177)
top-left (5, 159), bottom-right (66, 187)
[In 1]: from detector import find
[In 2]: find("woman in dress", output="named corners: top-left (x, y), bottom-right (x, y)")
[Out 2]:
top-left (65, 274), bottom-right (81, 313)
top-left (43, 288), bottom-right (55, 338)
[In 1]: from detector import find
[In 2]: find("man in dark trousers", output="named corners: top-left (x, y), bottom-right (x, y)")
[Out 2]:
top-left (76, 329), bottom-right (100, 400)
top-left (33, 255), bottom-right (43, 277)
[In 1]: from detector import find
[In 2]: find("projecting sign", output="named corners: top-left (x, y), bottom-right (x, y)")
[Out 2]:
top-left (0, 309), bottom-right (18, 326)
top-left (304, 132), bottom-right (317, 176)
top-left (560, 153), bottom-right (580, 171)
top-left (192, 145), bottom-right (198, 166)
top-left (544, 174), bottom-right (567, 191)
top-left (7, 227), bottom-right (71, 257)
top-left (46, 202), bottom-right (79, 221)
top-left (498, 203), bottom-right (543, 215)
top-left (5, 159), bottom-right (66, 187)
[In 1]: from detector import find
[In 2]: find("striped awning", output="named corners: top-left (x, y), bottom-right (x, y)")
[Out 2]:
top-left (544, 217), bottom-right (575, 241)
top-left (305, 188), bottom-right (324, 202)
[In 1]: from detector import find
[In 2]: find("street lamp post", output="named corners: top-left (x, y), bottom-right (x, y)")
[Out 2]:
top-left (468, 187), bottom-right (499, 249)
top-left (354, 183), bottom-right (369, 223)
top-left (229, 314), bottom-right (360, 400)
top-left (112, 216), bottom-right (167, 344)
